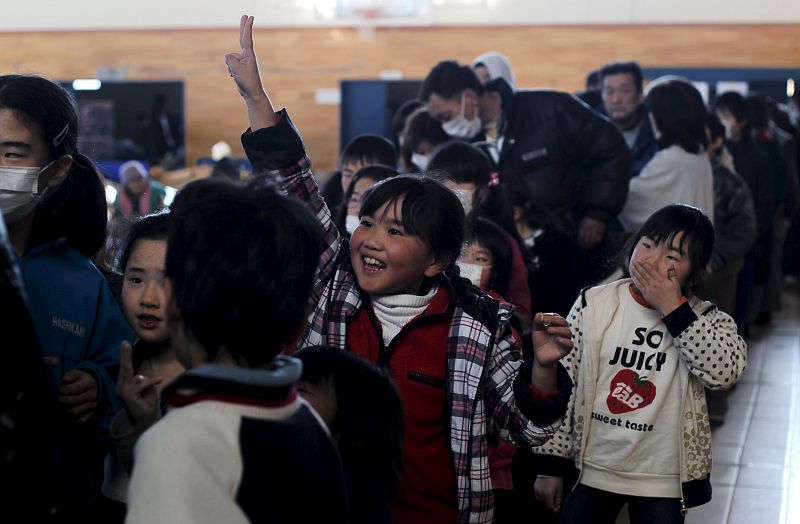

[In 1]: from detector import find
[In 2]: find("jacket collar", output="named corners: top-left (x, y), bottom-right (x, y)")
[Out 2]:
top-left (163, 357), bottom-right (302, 409)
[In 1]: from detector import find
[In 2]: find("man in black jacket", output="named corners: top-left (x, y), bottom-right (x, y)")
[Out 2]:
top-left (421, 60), bottom-right (630, 254)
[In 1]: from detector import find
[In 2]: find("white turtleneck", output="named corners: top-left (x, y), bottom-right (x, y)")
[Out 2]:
top-left (371, 284), bottom-right (439, 347)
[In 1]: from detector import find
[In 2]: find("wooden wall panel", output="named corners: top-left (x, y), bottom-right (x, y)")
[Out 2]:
top-left (1, 24), bottom-right (798, 172)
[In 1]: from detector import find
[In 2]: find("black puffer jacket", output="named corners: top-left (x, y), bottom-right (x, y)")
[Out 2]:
top-left (709, 154), bottom-right (757, 273)
top-left (487, 81), bottom-right (631, 234)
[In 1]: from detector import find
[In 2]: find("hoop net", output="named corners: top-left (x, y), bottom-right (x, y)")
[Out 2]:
top-left (353, 6), bottom-right (384, 40)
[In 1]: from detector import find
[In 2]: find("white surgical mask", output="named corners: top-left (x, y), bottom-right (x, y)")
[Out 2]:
top-left (411, 153), bottom-right (430, 172)
top-left (721, 119), bottom-right (734, 140)
top-left (345, 214), bottom-right (360, 234)
top-left (0, 163), bottom-right (52, 225)
top-left (456, 261), bottom-right (484, 288)
top-left (451, 188), bottom-right (475, 216)
top-left (441, 94), bottom-right (483, 139)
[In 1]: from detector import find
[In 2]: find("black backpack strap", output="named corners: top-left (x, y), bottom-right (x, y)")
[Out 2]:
top-left (458, 288), bottom-right (501, 345)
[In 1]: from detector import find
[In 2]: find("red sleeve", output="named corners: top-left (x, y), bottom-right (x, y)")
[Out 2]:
top-left (529, 384), bottom-right (558, 401)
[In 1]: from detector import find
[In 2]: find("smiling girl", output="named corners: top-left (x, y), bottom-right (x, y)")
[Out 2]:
top-left (226, 15), bottom-right (574, 523)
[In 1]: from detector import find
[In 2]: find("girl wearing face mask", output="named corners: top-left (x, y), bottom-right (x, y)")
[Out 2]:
top-left (458, 216), bottom-right (534, 522)
top-left (428, 141), bottom-right (533, 326)
top-left (334, 165), bottom-right (398, 236)
top-left (0, 74), bottom-right (131, 519)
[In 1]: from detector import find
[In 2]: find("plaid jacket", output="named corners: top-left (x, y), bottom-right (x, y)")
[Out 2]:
top-left (243, 111), bottom-right (571, 523)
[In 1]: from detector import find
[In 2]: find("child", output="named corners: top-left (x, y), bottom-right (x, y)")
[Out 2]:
top-left (533, 204), bottom-right (747, 524)
top-left (428, 140), bottom-right (533, 324)
top-left (458, 216), bottom-right (529, 523)
top-left (458, 216), bottom-right (513, 302)
top-left (399, 108), bottom-right (450, 172)
top-left (0, 74), bottom-right (131, 518)
top-left (504, 171), bottom-right (594, 316)
top-left (125, 174), bottom-right (347, 523)
top-left (333, 164), bottom-right (398, 235)
top-left (229, 15), bottom-right (573, 523)
top-left (320, 132), bottom-right (397, 210)
top-left (102, 212), bottom-right (184, 510)
top-left (295, 346), bottom-right (404, 524)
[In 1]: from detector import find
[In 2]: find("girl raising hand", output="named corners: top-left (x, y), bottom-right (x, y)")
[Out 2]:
top-left (229, 16), bottom-right (574, 524)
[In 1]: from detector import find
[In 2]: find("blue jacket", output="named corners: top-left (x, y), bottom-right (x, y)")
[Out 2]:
top-left (22, 239), bottom-right (130, 421)
top-left (596, 103), bottom-right (657, 179)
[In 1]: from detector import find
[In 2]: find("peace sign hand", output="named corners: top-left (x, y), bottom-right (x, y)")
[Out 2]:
top-left (225, 15), bottom-right (278, 130)
top-left (116, 341), bottom-right (162, 425)
top-left (225, 15), bottom-right (267, 102)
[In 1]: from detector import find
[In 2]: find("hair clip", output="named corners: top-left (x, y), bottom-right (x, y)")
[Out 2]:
top-left (488, 172), bottom-right (500, 187)
top-left (53, 123), bottom-right (70, 147)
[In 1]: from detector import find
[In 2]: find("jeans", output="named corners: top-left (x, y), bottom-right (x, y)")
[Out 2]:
top-left (560, 483), bottom-right (685, 524)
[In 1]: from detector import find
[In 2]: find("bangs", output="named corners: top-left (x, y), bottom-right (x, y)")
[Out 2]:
top-left (359, 175), bottom-right (452, 239)
top-left (641, 227), bottom-right (691, 256)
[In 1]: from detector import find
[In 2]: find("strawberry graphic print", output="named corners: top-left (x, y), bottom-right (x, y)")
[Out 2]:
top-left (607, 369), bottom-right (657, 414)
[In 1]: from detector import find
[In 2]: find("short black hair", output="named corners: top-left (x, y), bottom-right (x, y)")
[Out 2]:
top-left (391, 99), bottom-right (424, 137)
top-left (646, 79), bottom-right (708, 154)
top-left (706, 112), bottom-right (726, 143)
top-left (120, 211), bottom-right (170, 272)
top-left (419, 60), bottom-right (485, 102)
top-left (714, 91), bottom-right (750, 126)
top-left (501, 171), bottom-right (557, 231)
top-left (621, 204), bottom-right (715, 289)
top-left (295, 346), bottom-right (404, 491)
top-left (210, 157), bottom-right (242, 181)
top-left (428, 140), bottom-right (492, 186)
top-left (166, 177), bottom-right (323, 366)
top-left (747, 93), bottom-right (772, 130)
top-left (586, 69), bottom-right (601, 90)
top-left (340, 134), bottom-right (397, 169)
top-left (401, 109), bottom-right (450, 169)
top-left (464, 217), bottom-right (513, 297)
top-left (599, 61), bottom-right (644, 93)
top-left (334, 165), bottom-right (398, 233)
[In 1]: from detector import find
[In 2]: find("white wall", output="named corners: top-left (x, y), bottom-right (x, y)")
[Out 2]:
top-left (3, 0), bottom-right (799, 31)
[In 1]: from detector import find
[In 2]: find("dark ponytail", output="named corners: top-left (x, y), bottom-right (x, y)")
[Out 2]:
top-left (443, 262), bottom-right (483, 301)
top-left (28, 154), bottom-right (107, 258)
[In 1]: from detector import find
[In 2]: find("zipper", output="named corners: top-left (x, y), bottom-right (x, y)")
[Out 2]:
top-left (407, 371), bottom-right (446, 389)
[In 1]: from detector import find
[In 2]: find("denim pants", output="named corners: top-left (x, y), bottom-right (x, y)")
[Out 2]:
top-left (560, 483), bottom-right (685, 524)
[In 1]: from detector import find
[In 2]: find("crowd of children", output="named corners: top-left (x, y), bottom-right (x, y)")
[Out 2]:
top-left (4, 12), bottom-right (783, 524)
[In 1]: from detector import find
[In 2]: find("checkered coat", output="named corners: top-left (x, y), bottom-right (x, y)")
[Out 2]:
top-left (243, 111), bottom-right (571, 523)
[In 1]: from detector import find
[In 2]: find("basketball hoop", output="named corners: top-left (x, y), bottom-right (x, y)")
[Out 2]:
top-left (353, 6), bottom-right (384, 40)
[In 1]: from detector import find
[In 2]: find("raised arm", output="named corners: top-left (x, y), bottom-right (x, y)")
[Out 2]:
top-left (228, 15), bottom-right (341, 307)
top-left (225, 15), bottom-right (278, 131)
